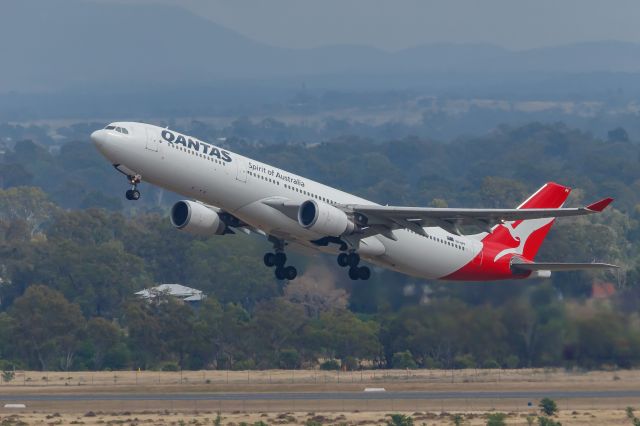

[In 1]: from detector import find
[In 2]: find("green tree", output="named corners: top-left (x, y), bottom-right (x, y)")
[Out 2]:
top-left (0, 186), bottom-right (58, 236)
top-left (391, 351), bottom-right (417, 369)
top-left (10, 285), bottom-right (85, 370)
top-left (539, 397), bottom-right (558, 416)
top-left (250, 299), bottom-right (308, 368)
top-left (85, 317), bottom-right (122, 370)
top-left (307, 309), bottom-right (381, 362)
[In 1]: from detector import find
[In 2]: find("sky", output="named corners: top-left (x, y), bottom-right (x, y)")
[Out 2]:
top-left (118, 0), bottom-right (640, 51)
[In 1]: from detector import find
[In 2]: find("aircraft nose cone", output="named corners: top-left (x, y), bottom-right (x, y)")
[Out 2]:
top-left (90, 129), bottom-right (105, 146)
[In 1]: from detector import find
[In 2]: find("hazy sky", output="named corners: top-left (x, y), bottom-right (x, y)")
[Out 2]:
top-left (123, 0), bottom-right (640, 51)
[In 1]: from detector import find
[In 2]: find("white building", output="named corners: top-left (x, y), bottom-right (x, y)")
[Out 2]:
top-left (135, 284), bottom-right (205, 304)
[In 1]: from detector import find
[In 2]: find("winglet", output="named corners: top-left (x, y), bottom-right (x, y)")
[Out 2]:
top-left (586, 197), bottom-right (614, 212)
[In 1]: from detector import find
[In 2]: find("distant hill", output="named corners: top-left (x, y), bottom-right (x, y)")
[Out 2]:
top-left (4, 0), bottom-right (640, 93)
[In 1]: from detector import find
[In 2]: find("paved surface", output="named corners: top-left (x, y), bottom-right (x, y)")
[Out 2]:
top-left (2, 390), bottom-right (640, 402)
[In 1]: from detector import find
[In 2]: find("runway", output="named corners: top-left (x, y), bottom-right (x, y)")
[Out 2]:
top-left (3, 390), bottom-right (640, 402)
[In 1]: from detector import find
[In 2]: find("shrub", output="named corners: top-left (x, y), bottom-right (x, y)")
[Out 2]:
top-left (486, 413), bottom-right (507, 426)
top-left (160, 362), bottom-right (180, 372)
top-left (482, 359), bottom-right (501, 369)
top-left (386, 413), bottom-right (414, 426)
top-left (423, 357), bottom-right (442, 369)
top-left (452, 413), bottom-right (464, 426)
top-left (537, 417), bottom-right (562, 426)
top-left (233, 359), bottom-right (256, 370)
top-left (505, 355), bottom-right (520, 369)
top-left (2, 370), bottom-right (15, 383)
top-left (539, 398), bottom-right (558, 416)
top-left (320, 359), bottom-right (340, 371)
top-left (627, 407), bottom-right (635, 420)
top-left (392, 351), bottom-right (417, 369)
top-left (453, 354), bottom-right (476, 369)
top-left (342, 356), bottom-right (359, 371)
top-left (279, 348), bottom-right (300, 369)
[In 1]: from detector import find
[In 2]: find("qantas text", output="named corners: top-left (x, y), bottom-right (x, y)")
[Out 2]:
top-left (161, 130), bottom-right (232, 162)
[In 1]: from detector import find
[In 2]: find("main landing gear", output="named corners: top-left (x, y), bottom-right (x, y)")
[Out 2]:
top-left (337, 252), bottom-right (370, 280)
top-left (125, 174), bottom-right (142, 201)
top-left (264, 238), bottom-right (297, 281)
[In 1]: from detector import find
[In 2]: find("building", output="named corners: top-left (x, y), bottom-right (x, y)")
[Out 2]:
top-left (135, 284), bottom-right (205, 305)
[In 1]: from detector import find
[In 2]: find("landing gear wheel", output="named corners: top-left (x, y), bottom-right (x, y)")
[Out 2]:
top-left (358, 266), bottom-right (371, 280)
top-left (284, 266), bottom-right (297, 280)
top-left (264, 253), bottom-right (276, 267)
top-left (347, 252), bottom-right (360, 267)
top-left (124, 174), bottom-right (142, 201)
top-left (275, 267), bottom-right (286, 280)
top-left (125, 189), bottom-right (140, 200)
top-left (348, 267), bottom-right (360, 280)
top-left (274, 252), bottom-right (287, 267)
top-left (337, 253), bottom-right (349, 267)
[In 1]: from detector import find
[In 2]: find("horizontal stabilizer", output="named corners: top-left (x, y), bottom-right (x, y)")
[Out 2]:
top-left (511, 261), bottom-right (619, 273)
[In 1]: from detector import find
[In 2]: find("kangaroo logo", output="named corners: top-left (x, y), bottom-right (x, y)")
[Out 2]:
top-left (493, 217), bottom-right (555, 262)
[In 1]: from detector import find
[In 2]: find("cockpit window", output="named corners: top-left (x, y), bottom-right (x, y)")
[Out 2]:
top-left (105, 125), bottom-right (116, 130)
top-left (121, 128), bottom-right (129, 135)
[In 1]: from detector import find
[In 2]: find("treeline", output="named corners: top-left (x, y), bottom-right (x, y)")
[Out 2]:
top-left (0, 122), bottom-right (639, 370)
top-left (0, 187), bottom-right (638, 371)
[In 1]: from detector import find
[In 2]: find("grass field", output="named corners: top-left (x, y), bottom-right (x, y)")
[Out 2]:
top-left (1, 369), bottom-right (639, 425)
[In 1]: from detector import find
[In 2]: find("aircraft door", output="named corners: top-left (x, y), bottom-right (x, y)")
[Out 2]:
top-left (235, 157), bottom-right (247, 182)
top-left (145, 128), bottom-right (159, 152)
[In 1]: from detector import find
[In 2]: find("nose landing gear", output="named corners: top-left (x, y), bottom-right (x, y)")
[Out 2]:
top-left (337, 251), bottom-right (370, 280)
top-left (125, 174), bottom-right (142, 201)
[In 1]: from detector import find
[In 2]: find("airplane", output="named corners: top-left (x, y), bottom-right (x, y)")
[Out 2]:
top-left (91, 122), bottom-right (618, 282)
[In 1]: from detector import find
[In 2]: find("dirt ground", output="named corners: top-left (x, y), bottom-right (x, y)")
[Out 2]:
top-left (1, 369), bottom-right (640, 425)
top-left (0, 409), bottom-right (636, 425)
top-left (2, 368), bottom-right (640, 392)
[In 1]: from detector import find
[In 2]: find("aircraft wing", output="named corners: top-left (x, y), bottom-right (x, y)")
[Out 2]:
top-left (349, 197), bottom-right (613, 236)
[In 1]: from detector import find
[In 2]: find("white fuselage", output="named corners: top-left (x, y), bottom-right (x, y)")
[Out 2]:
top-left (91, 122), bottom-right (482, 280)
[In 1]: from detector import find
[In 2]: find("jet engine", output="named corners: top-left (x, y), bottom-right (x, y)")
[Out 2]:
top-left (298, 200), bottom-right (355, 236)
top-left (170, 200), bottom-right (227, 236)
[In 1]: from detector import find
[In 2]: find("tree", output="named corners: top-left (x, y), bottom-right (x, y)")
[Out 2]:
top-left (0, 187), bottom-right (58, 237)
top-left (307, 309), bottom-right (381, 362)
top-left (85, 317), bottom-right (121, 370)
top-left (391, 351), bottom-right (417, 369)
top-left (123, 300), bottom-right (165, 369)
top-left (486, 413), bottom-right (507, 426)
top-left (249, 299), bottom-right (308, 367)
top-left (607, 127), bottom-right (629, 143)
top-left (28, 239), bottom-right (151, 318)
top-left (539, 397), bottom-right (558, 416)
top-left (10, 285), bottom-right (85, 370)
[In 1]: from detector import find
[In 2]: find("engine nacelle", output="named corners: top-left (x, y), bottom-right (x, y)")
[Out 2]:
top-left (170, 200), bottom-right (226, 236)
top-left (298, 200), bottom-right (354, 237)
